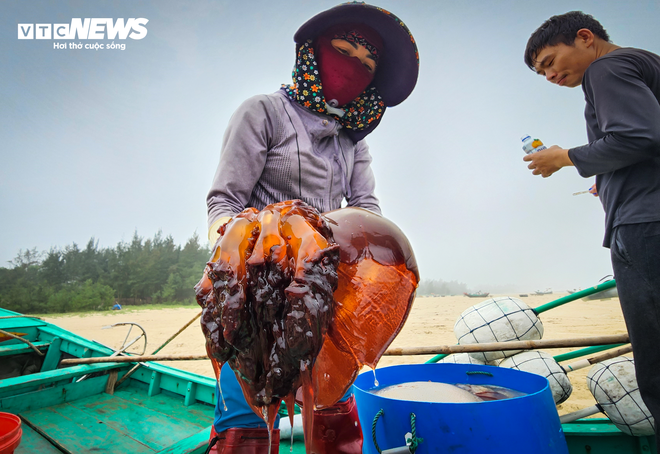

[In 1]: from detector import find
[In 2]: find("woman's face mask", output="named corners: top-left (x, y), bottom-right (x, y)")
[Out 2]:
top-left (316, 35), bottom-right (378, 107)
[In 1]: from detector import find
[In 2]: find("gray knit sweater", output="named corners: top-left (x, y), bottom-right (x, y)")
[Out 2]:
top-left (207, 89), bottom-right (382, 227)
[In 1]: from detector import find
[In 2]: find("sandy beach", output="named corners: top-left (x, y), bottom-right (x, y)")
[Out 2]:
top-left (44, 292), bottom-right (627, 416)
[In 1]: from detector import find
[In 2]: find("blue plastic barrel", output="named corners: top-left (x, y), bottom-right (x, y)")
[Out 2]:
top-left (353, 363), bottom-right (568, 454)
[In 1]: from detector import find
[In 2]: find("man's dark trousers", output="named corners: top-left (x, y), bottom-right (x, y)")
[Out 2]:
top-left (611, 221), bottom-right (660, 452)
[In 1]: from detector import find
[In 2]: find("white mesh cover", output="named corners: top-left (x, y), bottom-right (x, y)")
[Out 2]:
top-left (437, 353), bottom-right (486, 365)
top-left (454, 296), bottom-right (544, 362)
top-left (587, 356), bottom-right (655, 436)
top-left (499, 351), bottom-right (572, 404)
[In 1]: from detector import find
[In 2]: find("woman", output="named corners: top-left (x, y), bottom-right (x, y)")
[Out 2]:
top-left (205, 3), bottom-right (419, 453)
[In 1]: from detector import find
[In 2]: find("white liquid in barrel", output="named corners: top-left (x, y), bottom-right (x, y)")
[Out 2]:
top-left (373, 382), bottom-right (481, 403)
top-left (372, 381), bottom-right (525, 403)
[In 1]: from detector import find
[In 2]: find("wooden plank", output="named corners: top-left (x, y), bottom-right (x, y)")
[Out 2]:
top-left (36, 326), bottom-right (123, 366)
top-left (132, 362), bottom-right (216, 387)
top-left (148, 371), bottom-right (162, 397)
top-left (14, 421), bottom-right (64, 454)
top-left (0, 317), bottom-right (46, 330)
top-left (0, 327), bottom-right (40, 344)
top-left (6, 378), bottom-right (213, 450)
top-left (58, 339), bottom-right (99, 359)
top-left (21, 401), bottom-right (154, 454)
top-left (120, 365), bottom-right (217, 407)
top-left (0, 341), bottom-right (49, 357)
top-left (160, 372), bottom-right (216, 407)
top-left (131, 366), bottom-right (216, 406)
top-left (112, 387), bottom-right (213, 427)
top-left (0, 308), bottom-right (22, 317)
top-left (0, 363), bottom-right (125, 395)
top-left (67, 392), bottom-right (207, 451)
top-left (40, 337), bottom-right (62, 372)
top-left (154, 426), bottom-right (211, 454)
top-left (184, 381), bottom-right (196, 407)
top-left (38, 326), bottom-right (113, 354)
top-left (0, 374), bottom-right (110, 414)
top-left (105, 370), bottom-right (118, 395)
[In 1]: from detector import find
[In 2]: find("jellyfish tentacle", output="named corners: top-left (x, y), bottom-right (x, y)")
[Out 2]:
top-left (247, 207), bottom-right (291, 403)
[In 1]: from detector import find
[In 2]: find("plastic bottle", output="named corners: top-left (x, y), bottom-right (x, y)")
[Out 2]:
top-left (521, 135), bottom-right (547, 154)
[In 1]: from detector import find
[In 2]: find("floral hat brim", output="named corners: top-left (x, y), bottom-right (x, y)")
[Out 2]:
top-left (294, 2), bottom-right (419, 107)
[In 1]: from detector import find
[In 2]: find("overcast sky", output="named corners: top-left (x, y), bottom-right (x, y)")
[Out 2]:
top-left (2, 0), bottom-right (659, 293)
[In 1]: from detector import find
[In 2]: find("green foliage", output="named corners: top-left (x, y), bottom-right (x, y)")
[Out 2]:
top-left (417, 279), bottom-right (468, 296)
top-left (0, 232), bottom-right (211, 314)
top-left (47, 280), bottom-right (115, 313)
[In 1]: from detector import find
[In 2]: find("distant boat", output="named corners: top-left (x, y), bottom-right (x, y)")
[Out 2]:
top-left (519, 294), bottom-right (529, 297)
top-left (464, 291), bottom-right (490, 298)
top-left (583, 286), bottom-right (619, 301)
top-left (535, 289), bottom-right (553, 295)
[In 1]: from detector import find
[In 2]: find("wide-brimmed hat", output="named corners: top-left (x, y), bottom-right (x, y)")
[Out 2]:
top-left (294, 2), bottom-right (419, 107)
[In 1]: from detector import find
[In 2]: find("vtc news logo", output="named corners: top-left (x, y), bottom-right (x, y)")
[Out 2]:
top-left (18, 18), bottom-right (149, 40)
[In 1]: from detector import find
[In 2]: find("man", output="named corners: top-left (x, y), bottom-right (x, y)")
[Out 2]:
top-left (522, 11), bottom-right (660, 449)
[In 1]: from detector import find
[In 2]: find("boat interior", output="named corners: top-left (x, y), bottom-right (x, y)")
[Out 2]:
top-left (0, 309), bottom-right (215, 454)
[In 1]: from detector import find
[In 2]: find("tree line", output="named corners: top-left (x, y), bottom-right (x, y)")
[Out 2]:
top-left (0, 232), bottom-right (211, 314)
top-left (416, 279), bottom-right (468, 296)
top-left (0, 232), bottom-right (470, 314)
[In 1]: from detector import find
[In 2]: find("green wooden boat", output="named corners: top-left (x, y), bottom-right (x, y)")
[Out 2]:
top-left (463, 291), bottom-right (490, 298)
top-left (0, 301), bottom-right (656, 454)
top-left (0, 308), bottom-right (303, 454)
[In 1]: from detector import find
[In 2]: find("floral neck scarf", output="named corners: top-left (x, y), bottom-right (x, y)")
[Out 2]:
top-left (283, 39), bottom-right (385, 131)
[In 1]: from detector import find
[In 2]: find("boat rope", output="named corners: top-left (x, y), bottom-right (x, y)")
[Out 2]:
top-left (0, 328), bottom-right (44, 356)
top-left (466, 370), bottom-right (493, 377)
top-left (372, 409), bottom-right (423, 453)
top-left (372, 409), bottom-right (384, 453)
top-left (408, 413), bottom-right (422, 452)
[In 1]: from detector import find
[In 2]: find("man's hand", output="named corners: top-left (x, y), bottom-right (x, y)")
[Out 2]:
top-left (522, 145), bottom-right (574, 177)
top-left (589, 183), bottom-right (598, 197)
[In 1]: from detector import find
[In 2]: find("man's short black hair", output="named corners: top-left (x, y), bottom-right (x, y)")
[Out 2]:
top-left (524, 11), bottom-right (610, 71)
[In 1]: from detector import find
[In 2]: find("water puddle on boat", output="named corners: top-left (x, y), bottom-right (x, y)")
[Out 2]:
top-left (372, 381), bottom-right (526, 403)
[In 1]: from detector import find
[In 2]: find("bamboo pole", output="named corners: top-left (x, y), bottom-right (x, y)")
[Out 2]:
top-left (585, 344), bottom-right (633, 363)
top-left (0, 315), bottom-right (44, 320)
top-left (61, 333), bottom-right (631, 365)
top-left (561, 344), bottom-right (633, 372)
top-left (0, 329), bottom-right (45, 356)
top-left (426, 279), bottom-right (619, 364)
top-left (61, 354), bottom-right (209, 365)
top-left (383, 333), bottom-right (630, 356)
top-left (113, 310), bottom-right (203, 389)
top-left (151, 311), bottom-right (202, 355)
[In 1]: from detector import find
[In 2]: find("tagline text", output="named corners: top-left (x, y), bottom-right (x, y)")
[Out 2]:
top-left (53, 41), bottom-right (127, 51)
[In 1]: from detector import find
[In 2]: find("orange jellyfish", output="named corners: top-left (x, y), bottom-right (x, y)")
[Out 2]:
top-left (195, 200), bottom-right (419, 451)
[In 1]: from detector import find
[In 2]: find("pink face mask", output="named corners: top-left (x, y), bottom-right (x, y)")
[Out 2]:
top-left (316, 35), bottom-right (376, 107)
